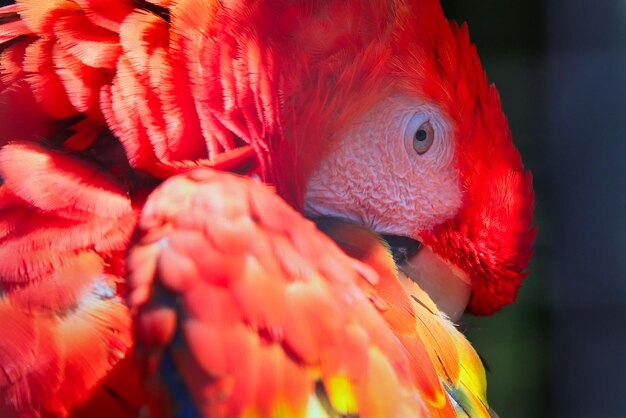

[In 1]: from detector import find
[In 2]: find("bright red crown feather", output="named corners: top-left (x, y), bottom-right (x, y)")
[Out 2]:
top-left (392, 1), bottom-right (537, 315)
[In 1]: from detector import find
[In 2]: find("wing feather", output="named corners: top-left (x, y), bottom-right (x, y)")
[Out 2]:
top-left (127, 168), bottom-right (485, 417)
top-left (0, 142), bottom-right (141, 417)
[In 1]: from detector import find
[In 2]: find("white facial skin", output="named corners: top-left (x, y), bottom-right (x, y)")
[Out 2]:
top-left (304, 96), bottom-right (462, 238)
top-left (304, 95), bottom-right (471, 320)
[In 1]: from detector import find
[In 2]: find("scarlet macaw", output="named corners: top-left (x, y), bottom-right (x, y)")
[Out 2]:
top-left (0, 1), bottom-right (535, 417)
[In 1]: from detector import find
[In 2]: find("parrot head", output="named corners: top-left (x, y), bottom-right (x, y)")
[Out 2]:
top-left (273, 0), bottom-right (536, 317)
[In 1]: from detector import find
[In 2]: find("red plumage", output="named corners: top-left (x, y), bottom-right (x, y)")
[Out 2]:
top-left (0, 142), bottom-right (140, 416)
top-left (0, 0), bottom-right (534, 416)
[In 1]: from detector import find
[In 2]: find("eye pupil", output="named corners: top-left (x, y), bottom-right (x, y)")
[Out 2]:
top-left (405, 117), bottom-right (435, 156)
top-left (414, 129), bottom-right (428, 142)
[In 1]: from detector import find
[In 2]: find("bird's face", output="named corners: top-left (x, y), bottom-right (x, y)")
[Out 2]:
top-left (287, 0), bottom-right (535, 318)
top-left (303, 96), bottom-right (476, 320)
top-left (303, 95), bottom-right (475, 320)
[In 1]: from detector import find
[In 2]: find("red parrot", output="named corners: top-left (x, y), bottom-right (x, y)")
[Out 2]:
top-left (0, 1), bottom-right (535, 417)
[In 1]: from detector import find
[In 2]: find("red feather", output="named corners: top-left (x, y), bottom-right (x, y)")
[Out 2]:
top-left (0, 142), bottom-right (141, 416)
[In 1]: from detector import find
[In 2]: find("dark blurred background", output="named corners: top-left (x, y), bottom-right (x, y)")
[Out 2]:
top-left (2, 0), bottom-right (624, 416)
top-left (441, 1), bottom-right (626, 417)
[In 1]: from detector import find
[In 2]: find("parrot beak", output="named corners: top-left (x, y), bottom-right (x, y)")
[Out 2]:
top-left (315, 217), bottom-right (472, 321)
top-left (388, 239), bottom-right (472, 322)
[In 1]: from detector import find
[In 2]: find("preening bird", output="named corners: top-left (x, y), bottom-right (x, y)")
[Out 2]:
top-left (0, 0), bottom-right (535, 417)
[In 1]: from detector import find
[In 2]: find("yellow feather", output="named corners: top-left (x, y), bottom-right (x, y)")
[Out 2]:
top-left (324, 375), bottom-right (359, 415)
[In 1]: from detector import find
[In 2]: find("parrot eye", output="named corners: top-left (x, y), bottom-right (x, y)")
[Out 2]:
top-left (412, 121), bottom-right (434, 155)
top-left (404, 113), bottom-right (436, 157)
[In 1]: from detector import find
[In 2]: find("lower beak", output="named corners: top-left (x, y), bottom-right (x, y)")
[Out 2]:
top-left (314, 217), bottom-right (471, 321)
top-left (391, 242), bottom-right (472, 321)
